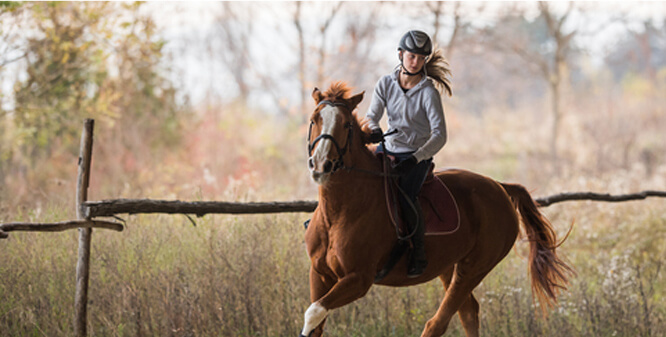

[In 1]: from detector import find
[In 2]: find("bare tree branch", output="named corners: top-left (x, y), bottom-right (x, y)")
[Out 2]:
top-left (427, 1), bottom-right (468, 58)
top-left (293, 1), bottom-right (306, 115)
top-left (0, 52), bottom-right (26, 68)
top-left (316, 2), bottom-right (344, 86)
top-left (213, 2), bottom-right (253, 103)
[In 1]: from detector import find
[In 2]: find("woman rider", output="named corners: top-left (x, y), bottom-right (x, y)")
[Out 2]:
top-left (365, 30), bottom-right (452, 278)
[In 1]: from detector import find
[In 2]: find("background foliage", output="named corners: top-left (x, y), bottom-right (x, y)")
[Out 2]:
top-left (0, 1), bottom-right (665, 336)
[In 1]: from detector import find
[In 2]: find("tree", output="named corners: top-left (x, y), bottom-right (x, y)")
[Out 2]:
top-left (1, 2), bottom-right (188, 202)
top-left (605, 20), bottom-right (666, 82)
top-left (0, 1), bottom-right (26, 69)
top-left (314, 2), bottom-right (344, 87)
top-left (428, 1), bottom-right (474, 58)
top-left (319, 2), bottom-right (384, 95)
top-left (538, 2), bottom-right (577, 173)
top-left (483, 2), bottom-right (579, 174)
top-left (293, 2), bottom-right (306, 114)
top-left (12, 2), bottom-right (114, 160)
top-left (210, 2), bottom-right (254, 105)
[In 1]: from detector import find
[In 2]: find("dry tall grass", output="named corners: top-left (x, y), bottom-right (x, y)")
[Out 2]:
top-left (1, 201), bottom-right (664, 336)
top-left (1, 92), bottom-right (665, 336)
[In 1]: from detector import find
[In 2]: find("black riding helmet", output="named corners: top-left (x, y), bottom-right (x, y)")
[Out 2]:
top-left (398, 30), bottom-right (432, 76)
top-left (398, 30), bottom-right (432, 57)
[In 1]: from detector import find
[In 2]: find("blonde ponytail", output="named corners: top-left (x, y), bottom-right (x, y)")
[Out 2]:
top-left (425, 48), bottom-right (452, 97)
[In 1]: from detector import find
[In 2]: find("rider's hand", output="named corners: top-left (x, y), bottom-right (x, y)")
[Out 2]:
top-left (368, 128), bottom-right (384, 143)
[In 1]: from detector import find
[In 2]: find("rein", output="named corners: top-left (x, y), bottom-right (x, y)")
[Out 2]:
top-left (379, 139), bottom-right (420, 243)
top-left (307, 103), bottom-right (400, 179)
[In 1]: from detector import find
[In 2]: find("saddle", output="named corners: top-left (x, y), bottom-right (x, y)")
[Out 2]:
top-left (421, 170), bottom-right (461, 235)
top-left (381, 154), bottom-right (460, 236)
top-left (374, 154), bottom-right (460, 283)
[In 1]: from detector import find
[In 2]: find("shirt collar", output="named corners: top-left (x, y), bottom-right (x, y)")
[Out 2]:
top-left (391, 67), bottom-right (428, 95)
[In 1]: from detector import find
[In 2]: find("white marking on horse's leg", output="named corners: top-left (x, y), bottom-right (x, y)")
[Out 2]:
top-left (301, 301), bottom-right (328, 336)
top-left (311, 105), bottom-right (338, 169)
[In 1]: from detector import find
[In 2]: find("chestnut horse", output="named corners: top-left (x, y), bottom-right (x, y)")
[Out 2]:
top-left (301, 82), bottom-right (572, 337)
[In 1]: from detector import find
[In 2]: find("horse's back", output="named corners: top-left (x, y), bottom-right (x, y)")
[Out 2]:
top-left (435, 168), bottom-right (511, 203)
top-left (435, 168), bottom-right (520, 242)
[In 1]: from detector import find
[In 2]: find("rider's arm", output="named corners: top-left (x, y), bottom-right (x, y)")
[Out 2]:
top-left (413, 87), bottom-right (447, 162)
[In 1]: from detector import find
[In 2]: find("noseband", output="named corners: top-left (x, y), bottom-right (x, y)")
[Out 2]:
top-left (307, 100), bottom-right (354, 173)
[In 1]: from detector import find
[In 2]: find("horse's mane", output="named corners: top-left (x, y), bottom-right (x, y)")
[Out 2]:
top-left (322, 81), bottom-right (353, 101)
top-left (323, 81), bottom-right (375, 145)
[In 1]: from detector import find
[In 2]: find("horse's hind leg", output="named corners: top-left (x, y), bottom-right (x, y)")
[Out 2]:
top-left (439, 269), bottom-right (480, 337)
top-left (458, 294), bottom-right (480, 337)
top-left (422, 265), bottom-right (487, 337)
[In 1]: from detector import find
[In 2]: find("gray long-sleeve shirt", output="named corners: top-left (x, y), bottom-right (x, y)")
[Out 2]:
top-left (365, 68), bottom-right (447, 162)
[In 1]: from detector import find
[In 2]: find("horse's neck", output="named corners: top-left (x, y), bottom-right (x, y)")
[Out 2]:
top-left (347, 128), bottom-right (381, 172)
top-left (318, 144), bottom-right (383, 215)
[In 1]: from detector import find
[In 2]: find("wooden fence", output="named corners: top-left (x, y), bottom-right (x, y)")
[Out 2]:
top-left (1, 119), bottom-right (665, 337)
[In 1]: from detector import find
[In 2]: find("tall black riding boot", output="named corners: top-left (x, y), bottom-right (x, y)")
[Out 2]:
top-left (406, 199), bottom-right (427, 278)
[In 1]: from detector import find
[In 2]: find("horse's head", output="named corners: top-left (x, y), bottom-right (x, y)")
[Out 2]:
top-left (307, 82), bottom-right (364, 185)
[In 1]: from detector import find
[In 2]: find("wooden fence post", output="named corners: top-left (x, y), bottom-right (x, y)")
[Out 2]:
top-left (75, 119), bottom-right (94, 337)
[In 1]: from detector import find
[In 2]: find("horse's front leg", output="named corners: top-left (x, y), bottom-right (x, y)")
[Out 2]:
top-left (302, 266), bottom-right (334, 337)
top-left (300, 270), bottom-right (374, 337)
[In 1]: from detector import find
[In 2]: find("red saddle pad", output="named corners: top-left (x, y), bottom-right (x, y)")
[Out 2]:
top-left (419, 173), bottom-right (460, 235)
top-left (376, 152), bottom-right (460, 236)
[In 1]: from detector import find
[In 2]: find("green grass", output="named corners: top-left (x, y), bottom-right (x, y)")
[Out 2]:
top-left (1, 200), bottom-right (665, 336)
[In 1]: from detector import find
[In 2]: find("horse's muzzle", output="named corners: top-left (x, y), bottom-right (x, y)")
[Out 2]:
top-left (310, 170), bottom-right (330, 185)
top-left (309, 157), bottom-right (334, 172)
top-left (309, 157), bottom-right (334, 184)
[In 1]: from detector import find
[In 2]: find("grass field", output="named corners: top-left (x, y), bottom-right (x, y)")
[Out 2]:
top-left (1, 197), bottom-right (664, 336)
top-left (1, 99), bottom-right (664, 336)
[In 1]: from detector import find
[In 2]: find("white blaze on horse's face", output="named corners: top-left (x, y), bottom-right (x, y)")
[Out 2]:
top-left (309, 104), bottom-right (340, 185)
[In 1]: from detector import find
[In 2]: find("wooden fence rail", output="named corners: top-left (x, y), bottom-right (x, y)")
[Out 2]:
top-left (79, 191), bottom-right (666, 218)
top-left (0, 220), bottom-right (122, 236)
top-left (82, 199), bottom-right (318, 217)
top-left (535, 190), bottom-right (666, 207)
top-left (4, 191), bottom-right (666, 239)
top-left (1, 118), bottom-right (665, 337)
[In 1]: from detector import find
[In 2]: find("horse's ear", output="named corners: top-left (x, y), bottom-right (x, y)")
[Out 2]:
top-left (312, 87), bottom-right (324, 104)
top-left (348, 91), bottom-right (365, 109)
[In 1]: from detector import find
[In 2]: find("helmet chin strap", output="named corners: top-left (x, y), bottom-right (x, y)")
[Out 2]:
top-left (401, 64), bottom-right (422, 76)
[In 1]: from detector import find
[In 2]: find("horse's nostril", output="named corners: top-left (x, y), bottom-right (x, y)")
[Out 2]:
top-left (323, 160), bottom-right (333, 173)
top-left (308, 157), bottom-right (315, 170)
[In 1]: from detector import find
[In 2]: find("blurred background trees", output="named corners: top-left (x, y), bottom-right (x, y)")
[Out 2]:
top-left (0, 1), bottom-right (664, 206)
top-left (0, 2), bottom-right (188, 203)
top-left (1, 3), bottom-right (665, 336)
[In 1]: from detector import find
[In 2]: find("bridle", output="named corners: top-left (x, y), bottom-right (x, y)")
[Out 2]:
top-left (307, 100), bottom-right (354, 173)
top-left (306, 99), bottom-right (400, 178)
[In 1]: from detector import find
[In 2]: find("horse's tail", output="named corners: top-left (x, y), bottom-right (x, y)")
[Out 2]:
top-left (501, 182), bottom-right (575, 312)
